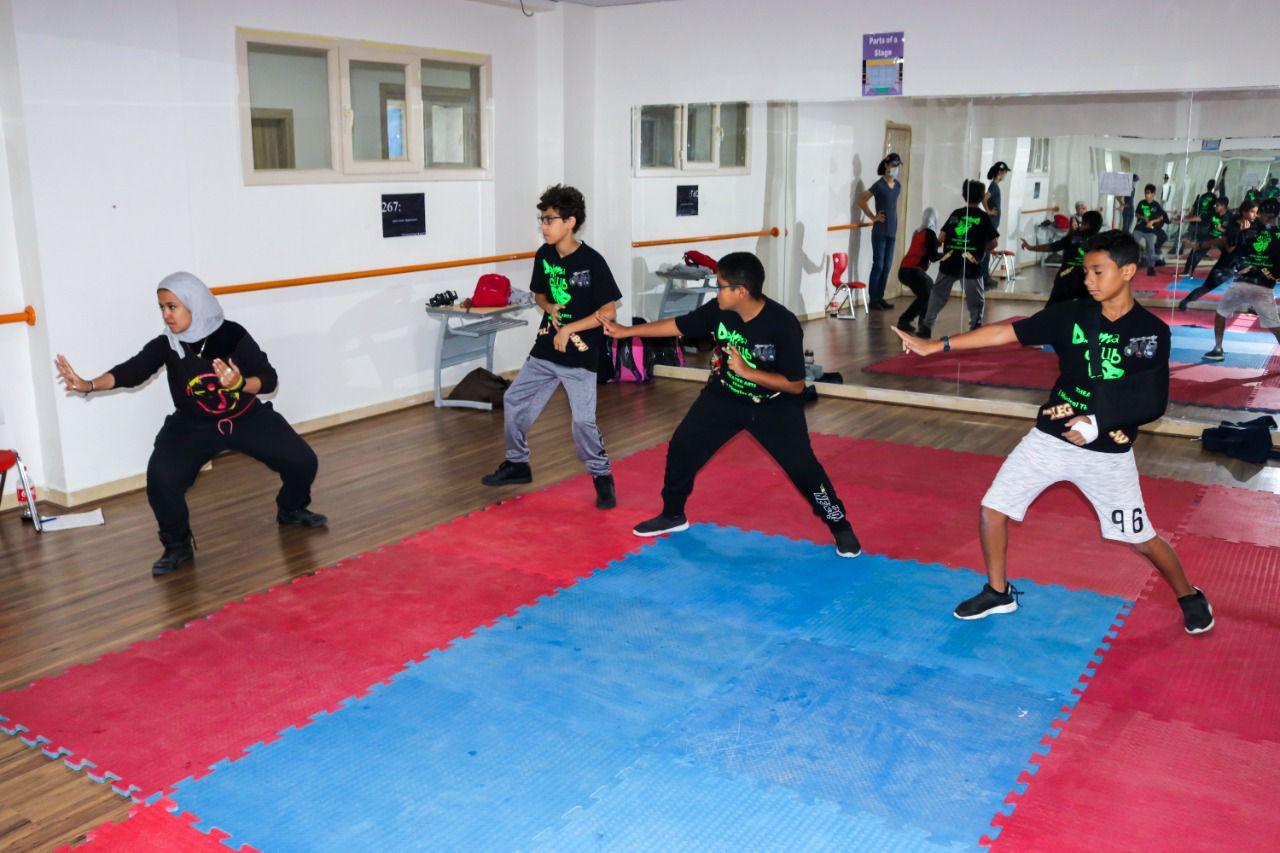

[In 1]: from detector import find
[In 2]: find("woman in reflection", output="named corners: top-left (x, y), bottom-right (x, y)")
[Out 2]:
top-left (1021, 210), bottom-right (1103, 304)
top-left (54, 272), bottom-right (327, 577)
top-left (858, 152), bottom-right (902, 311)
top-left (981, 162), bottom-right (1010, 291)
top-left (895, 207), bottom-right (943, 336)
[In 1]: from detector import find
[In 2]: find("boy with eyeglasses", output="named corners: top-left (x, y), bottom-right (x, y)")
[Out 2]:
top-left (481, 184), bottom-right (622, 510)
top-left (598, 252), bottom-right (862, 558)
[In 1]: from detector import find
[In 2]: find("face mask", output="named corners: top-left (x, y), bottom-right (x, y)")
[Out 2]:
top-left (888, 166), bottom-right (900, 178)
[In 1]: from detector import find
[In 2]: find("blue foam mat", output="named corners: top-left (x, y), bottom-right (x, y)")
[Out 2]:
top-left (168, 525), bottom-right (1128, 852)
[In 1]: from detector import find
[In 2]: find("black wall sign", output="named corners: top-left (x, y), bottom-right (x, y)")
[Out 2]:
top-left (676, 185), bottom-right (699, 217)
top-left (382, 193), bottom-right (426, 238)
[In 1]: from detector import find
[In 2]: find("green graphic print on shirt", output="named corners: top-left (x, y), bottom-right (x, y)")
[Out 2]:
top-left (713, 321), bottom-right (768, 398)
top-left (1054, 322), bottom-right (1127, 412)
top-left (543, 259), bottom-right (572, 317)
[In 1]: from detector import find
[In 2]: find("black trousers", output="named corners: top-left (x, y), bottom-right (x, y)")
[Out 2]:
top-left (146, 403), bottom-right (318, 544)
top-left (1047, 268), bottom-right (1088, 305)
top-left (661, 391), bottom-right (852, 532)
top-left (1181, 263), bottom-right (1234, 304)
top-left (897, 267), bottom-right (933, 326)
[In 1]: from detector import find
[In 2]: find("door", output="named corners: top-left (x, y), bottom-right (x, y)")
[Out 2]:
top-left (883, 123), bottom-right (912, 298)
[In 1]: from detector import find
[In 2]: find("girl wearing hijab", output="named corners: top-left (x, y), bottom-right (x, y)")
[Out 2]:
top-left (895, 207), bottom-right (943, 336)
top-left (1020, 210), bottom-right (1103, 304)
top-left (54, 272), bottom-right (326, 576)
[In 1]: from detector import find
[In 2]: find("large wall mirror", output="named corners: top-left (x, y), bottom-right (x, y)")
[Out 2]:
top-left (629, 87), bottom-right (1280, 426)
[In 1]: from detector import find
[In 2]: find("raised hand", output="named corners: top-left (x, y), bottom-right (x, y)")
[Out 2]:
top-left (211, 357), bottom-right (243, 390)
top-left (891, 326), bottom-right (941, 357)
top-left (598, 314), bottom-right (632, 338)
top-left (55, 354), bottom-right (88, 393)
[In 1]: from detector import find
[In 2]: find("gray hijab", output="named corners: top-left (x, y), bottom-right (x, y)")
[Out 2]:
top-left (157, 271), bottom-right (224, 356)
top-left (918, 207), bottom-right (939, 232)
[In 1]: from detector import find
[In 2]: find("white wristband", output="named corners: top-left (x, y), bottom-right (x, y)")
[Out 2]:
top-left (1073, 415), bottom-right (1099, 444)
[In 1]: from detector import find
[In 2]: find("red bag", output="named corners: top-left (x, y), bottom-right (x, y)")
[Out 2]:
top-left (683, 250), bottom-right (718, 272)
top-left (471, 273), bottom-right (512, 307)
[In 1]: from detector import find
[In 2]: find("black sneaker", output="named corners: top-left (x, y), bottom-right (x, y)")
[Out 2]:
top-left (916, 325), bottom-right (932, 339)
top-left (632, 513), bottom-right (689, 537)
top-left (481, 460), bottom-right (532, 486)
top-left (1176, 298), bottom-right (1190, 312)
top-left (1202, 347), bottom-right (1225, 362)
top-left (1147, 266), bottom-right (1157, 276)
top-left (1178, 587), bottom-right (1214, 635)
top-left (277, 508), bottom-right (328, 528)
top-left (593, 474), bottom-right (617, 510)
top-left (152, 533), bottom-right (195, 576)
top-left (834, 528), bottom-right (861, 558)
top-left (953, 582), bottom-right (1021, 620)
top-left (895, 320), bottom-right (915, 334)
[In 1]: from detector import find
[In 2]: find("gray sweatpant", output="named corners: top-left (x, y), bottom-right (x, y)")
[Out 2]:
top-left (923, 273), bottom-right (985, 331)
top-left (503, 356), bottom-right (610, 476)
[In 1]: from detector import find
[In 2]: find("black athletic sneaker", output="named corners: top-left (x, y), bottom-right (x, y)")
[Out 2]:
top-left (916, 324), bottom-right (932, 339)
top-left (834, 527), bottom-right (861, 558)
top-left (481, 460), bottom-right (532, 486)
top-left (152, 533), bottom-right (195, 576)
top-left (1178, 587), bottom-right (1214, 635)
top-left (277, 508), bottom-right (328, 528)
top-left (953, 582), bottom-right (1021, 620)
top-left (632, 513), bottom-right (689, 537)
top-left (1202, 347), bottom-right (1225, 362)
top-left (1176, 298), bottom-right (1190, 312)
top-left (593, 474), bottom-right (617, 510)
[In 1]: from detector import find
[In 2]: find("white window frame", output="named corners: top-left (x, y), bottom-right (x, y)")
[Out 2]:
top-left (633, 102), bottom-right (751, 177)
top-left (236, 28), bottom-right (491, 186)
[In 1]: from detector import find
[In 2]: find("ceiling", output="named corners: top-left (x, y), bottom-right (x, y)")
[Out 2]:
top-left (468, 0), bottom-right (676, 11)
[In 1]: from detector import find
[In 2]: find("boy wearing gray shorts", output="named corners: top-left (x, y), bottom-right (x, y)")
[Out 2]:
top-left (1203, 199), bottom-right (1280, 362)
top-left (895, 230), bottom-right (1214, 635)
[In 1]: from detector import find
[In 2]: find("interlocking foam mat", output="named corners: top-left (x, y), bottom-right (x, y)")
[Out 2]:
top-left (5, 432), bottom-right (1277, 851)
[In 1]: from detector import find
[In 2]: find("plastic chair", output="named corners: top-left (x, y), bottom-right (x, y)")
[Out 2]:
top-left (827, 252), bottom-right (870, 320)
top-left (990, 249), bottom-right (1018, 286)
top-left (0, 449), bottom-right (42, 532)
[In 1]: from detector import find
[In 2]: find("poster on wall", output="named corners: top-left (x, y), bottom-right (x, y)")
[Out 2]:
top-left (862, 32), bottom-right (904, 97)
top-left (382, 193), bottom-right (426, 238)
top-left (676, 185), bottom-right (699, 217)
top-left (1099, 171), bottom-right (1135, 196)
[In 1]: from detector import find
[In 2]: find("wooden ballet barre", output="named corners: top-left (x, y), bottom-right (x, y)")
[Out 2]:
top-left (826, 222), bottom-right (873, 232)
top-left (631, 227), bottom-right (780, 249)
top-left (1020, 206), bottom-right (1060, 215)
top-left (210, 251), bottom-right (538, 297)
top-left (0, 305), bottom-right (36, 327)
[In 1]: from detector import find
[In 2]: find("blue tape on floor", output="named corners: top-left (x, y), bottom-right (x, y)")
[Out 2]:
top-left (168, 525), bottom-right (1127, 852)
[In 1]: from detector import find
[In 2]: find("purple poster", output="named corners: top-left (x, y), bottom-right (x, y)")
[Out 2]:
top-left (862, 32), bottom-right (904, 97)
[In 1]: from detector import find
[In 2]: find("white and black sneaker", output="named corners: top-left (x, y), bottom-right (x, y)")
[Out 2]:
top-left (954, 582), bottom-right (1021, 620)
top-left (1178, 587), bottom-right (1215, 635)
top-left (632, 513), bottom-right (690, 537)
top-left (1202, 347), bottom-right (1225, 362)
top-left (835, 527), bottom-right (862, 558)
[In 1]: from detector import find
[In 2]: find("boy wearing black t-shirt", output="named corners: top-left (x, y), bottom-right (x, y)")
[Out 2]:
top-left (1021, 210), bottom-right (1103, 304)
top-left (598, 252), bottom-right (861, 558)
top-left (1182, 196), bottom-right (1229, 277)
top-left (1133, 184), bottom-right (1167, 275)
top-left (894, 231), bottom-right (1214, 635)
top-left (922, 180), bottom-right (999, 333)
top-left (1178, 200), bottom-right (1259, 311)
top-left (1203, 200), bottom-right (1280, 361)
top-left (482, 185), bottom-right (622, 509)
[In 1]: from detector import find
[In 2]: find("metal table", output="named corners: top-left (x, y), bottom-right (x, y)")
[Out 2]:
top-left (655, 265), bottom-right (718, 319)
top-left (424, 303), bottom-right (532, 410)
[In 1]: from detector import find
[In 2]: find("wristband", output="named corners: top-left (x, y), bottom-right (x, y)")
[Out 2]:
top-left (1073, 415), bottom-right (1099, 444)
top-left (85, 378), bottom-right (94, 396)
top-left (941, 335), bottom-right (951, 353)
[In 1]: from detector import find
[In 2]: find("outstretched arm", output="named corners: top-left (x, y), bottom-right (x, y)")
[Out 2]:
top-left (55, 354), bottom-right (116, 394)
top-left (598, 315), bottom-right (681, 339)
top-left (892, 322), bottom-right (1017, 356)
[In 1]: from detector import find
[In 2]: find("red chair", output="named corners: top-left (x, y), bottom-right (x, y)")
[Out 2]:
top-left (0, 449), bottom-right (42, 532)
top-left (990, 249), bottom-right (1018, 285)
top-left (828, 252), bottom-right (870, 320)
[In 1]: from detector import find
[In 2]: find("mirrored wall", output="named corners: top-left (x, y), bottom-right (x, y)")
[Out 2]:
top-left (629, 88), bottom-right (1280, 424)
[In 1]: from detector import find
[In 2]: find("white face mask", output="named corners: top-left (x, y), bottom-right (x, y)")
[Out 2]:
top-left (888, 166), bottom-right (900, 178)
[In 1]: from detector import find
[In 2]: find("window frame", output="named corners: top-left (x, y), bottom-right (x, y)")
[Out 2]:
top-left (236, 28), bottom-right (491, 186)
top-left (633, 102), bottom-right (751, 177)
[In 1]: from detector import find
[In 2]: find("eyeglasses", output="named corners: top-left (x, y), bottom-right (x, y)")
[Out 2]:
top-left (536, 215), bottom-right (564, 225)
top-left (715, 284), bottom-right (741, 291)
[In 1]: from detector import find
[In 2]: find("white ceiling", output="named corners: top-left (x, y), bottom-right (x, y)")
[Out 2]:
top-left (467, 0), bottom-right (676, 11)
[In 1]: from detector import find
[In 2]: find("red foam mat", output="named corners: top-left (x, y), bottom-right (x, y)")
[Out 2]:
top-left (1180, 485), bottom-right (1280, 547)
top-left (58, 802), bottom-right (254, 852)
top-left (989, 701), bottom-right (1280, 853)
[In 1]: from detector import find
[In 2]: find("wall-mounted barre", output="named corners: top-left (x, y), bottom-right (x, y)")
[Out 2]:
top-left (1020, 206), bottom-right (1060, 216)
top-left (631, 227), bottom-right (780, 249)
top-left (0, 305), bottom-right (36, 327)
top-left (209, 251), bottom-right (539, 297)
top-left (826, 222), bottom-right (873, 233)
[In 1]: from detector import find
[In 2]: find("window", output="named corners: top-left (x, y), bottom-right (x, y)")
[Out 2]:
top-left (238, 29), bottom-right (490, 184)
top-left (1029, 137), bottom-right (1050, 173)
top-left (634, 102), bottom-right (750, 175)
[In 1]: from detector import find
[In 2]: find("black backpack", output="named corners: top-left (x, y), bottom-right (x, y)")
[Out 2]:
top-left (1200, 415), bottom-right (1280, 464)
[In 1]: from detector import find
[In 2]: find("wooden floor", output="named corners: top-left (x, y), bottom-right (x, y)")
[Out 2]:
top-left (2, 355), bottom-right (1277, 850)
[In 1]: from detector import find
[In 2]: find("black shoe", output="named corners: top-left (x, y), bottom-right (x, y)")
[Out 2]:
top-left (633, 513), bottom-right (689, 537)
top-left (277, 508), bottom-right (328, 528)
top-left (1176, 298), bottom-right (1190, 312)
top-left (969, 322), bottom-right (983, 332)
top-left (1202, 347), bottom-right (1225, 362)
top-left (481, 460), bottom-right (532, 486)
top-left (834, 527), bottom-right (861, 558)
top-left (983, 282), bottom-right (998, 291)
top-left (916, 325), bottom-right (932, 339)
top-left (876, 298), bottom-right (894, 310)
top-left (1147, 267), bottom-right (1157, 276)
top-left (1178, 587), bottom-right (1214, 634)
top-left (895, 320), bottom-right (915, 334)
top-left (593, 474), bottom-right (617, 510)
top-left (152, 533), bottom-right (195, 576)
top-left (954, 582), bottom-right (1021, 620)
top-left (868, 301), bottom-right (888, 311)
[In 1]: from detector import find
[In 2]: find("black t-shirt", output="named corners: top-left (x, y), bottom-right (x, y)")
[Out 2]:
top-left (1244, 188), bottom-right (1260, 204)
top-left (1047, 230), bottom-right (1092, 275)
top-left (674, 298), bottom-right (805, 404)
top-left (1194, 191), bottom-right (1217, 217)
top-left (1013, 301), bottom-right (1170, 454)
top-left (109, 321), bottom-right (277, 421)
top-left (1265, 185), bottom-right (1280, 201)
top-left (1202, 212), bottom-right (1226, 241)
top-left (1235, 226), bottom-right (1280, 287)
top-left (1210, 220), bottom-right (1256, 272)
top-left (1133, 199), bottom-right (1165, 232)
top-left (528, 242), bottom-right (622, 370)
top-left (938, 206), bottom-right (999, 278)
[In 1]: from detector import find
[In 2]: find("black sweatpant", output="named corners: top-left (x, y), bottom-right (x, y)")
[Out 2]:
top-left (146, 402), bottom-right (318, 544)
top-left (1047, 268), bottom-right (1088, 305)
top-left (661, 391), bottom-right (852, 534)
top-left (898, 267), bottom-right (933, 327)
top-left (1181, 263), bottom-right (1234, 304)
